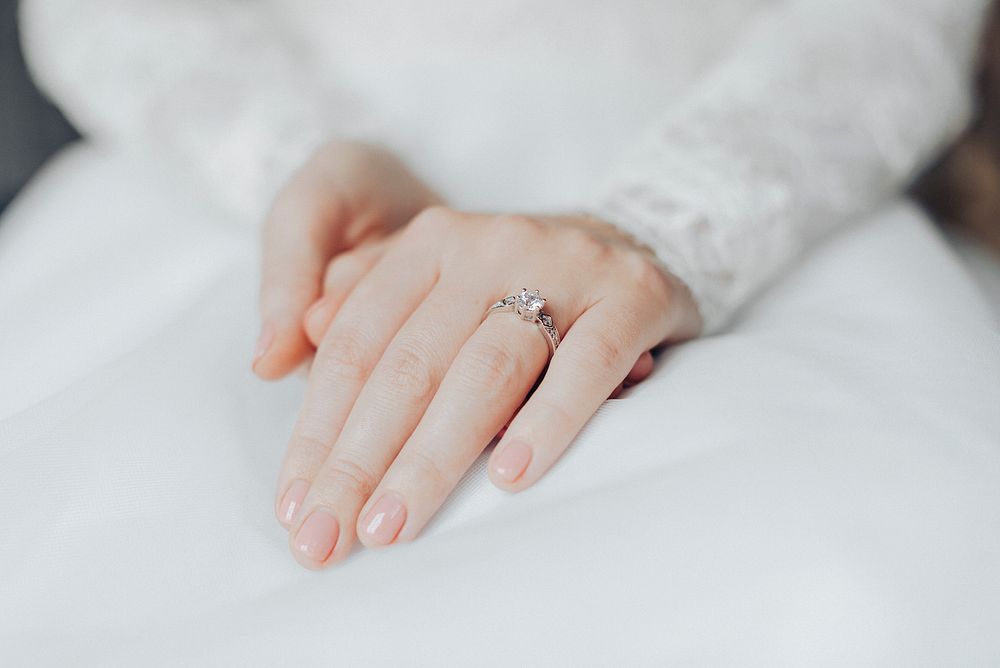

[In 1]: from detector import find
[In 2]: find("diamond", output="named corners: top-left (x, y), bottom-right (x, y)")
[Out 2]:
top-left (515, 288), bottom-right (545, 314)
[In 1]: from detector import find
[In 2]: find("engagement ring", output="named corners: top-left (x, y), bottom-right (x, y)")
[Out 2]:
top-left (484, 288), bottom-right (561, 355)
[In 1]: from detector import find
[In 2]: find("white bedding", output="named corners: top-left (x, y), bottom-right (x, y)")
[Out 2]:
top-left (1, 145), bottom-right (999, 665)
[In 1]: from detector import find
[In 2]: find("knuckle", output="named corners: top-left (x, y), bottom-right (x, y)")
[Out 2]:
top-left (287, 432), bottom-right (332, 468)
top-left (456, 339), bottom-right (521, 388)
top-left (322, 455), bottom-right (380, 500)
top-left (478, 215), bottom-right (546, 262)
top-left (324, 252), bottom-right (369, 286)
top-left (382, 342), bottom-right (437, 403)
top-left (578, 330), bottom-right (631, 377)
top-left (626, 253), bottom-right (672, 302)
top-left (493, 214), bottom-right (544, 241)
top-left (409, 205), bottom-right (455, 235)
top-left (316, 329), bottom-right (373, 383)
top-left (495, 213), bottom-right (539, 230)
top-left (403, 449), bottom-right (449, 492)
top-left (564, 227), bottom-right (609, 262)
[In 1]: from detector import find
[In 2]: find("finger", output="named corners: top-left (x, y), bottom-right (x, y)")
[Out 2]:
top-left (607, 350), bottom-right (653, 398)
top-left (303, 239), bottom-right (389, 347)
top-left (274, 220), bottom-right (441, 542)
top-left (289, 279), bottom-right (489, 560)
top-left (488, 302), bottom-right (662, 491)
top-left (624, 350), bottom-right (655, 387)
top-left (323, 236), bottom-right (392, 295)
top-left (255, 178), bottom-right (346, 380)
top-left (354, 299), bottom-right (583, 548)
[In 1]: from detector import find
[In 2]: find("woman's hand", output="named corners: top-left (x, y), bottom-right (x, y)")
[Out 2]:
top-left (272, 205), bottom-right (703, 569)
top-left (253, 140), bottom-right (442, 379)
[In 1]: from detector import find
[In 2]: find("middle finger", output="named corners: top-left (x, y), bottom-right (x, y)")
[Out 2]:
top-left (274, 228), bottom-right (438, 533)
top-left (354, 289), bottom-right (581, 548)
top-left (286, 280), bottom-right (487, 566)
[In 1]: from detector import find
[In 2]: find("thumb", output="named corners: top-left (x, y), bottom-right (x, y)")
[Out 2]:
top-left (253, 183), bottom-right (346, 380)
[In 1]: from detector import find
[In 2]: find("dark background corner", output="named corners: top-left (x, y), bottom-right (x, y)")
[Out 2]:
top-left (0, 0), bottom-right (79, 213)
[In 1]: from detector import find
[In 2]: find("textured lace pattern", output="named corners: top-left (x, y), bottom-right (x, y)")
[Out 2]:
top-left (19, 0), bottom-right (989, 332)
top-left (591, 0), bottom-right (988, 332)
top-left (19, 1), bottom-right (377, 221)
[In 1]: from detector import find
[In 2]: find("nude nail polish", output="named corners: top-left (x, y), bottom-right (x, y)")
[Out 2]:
top-left (492, 440), bottom-right (532, 483)
top-left (277, 479), bottom-right (309, 528)
top-left (363, 493), bottom-right (407, 546)
top-left (294, 508), bottom-right (340, 563)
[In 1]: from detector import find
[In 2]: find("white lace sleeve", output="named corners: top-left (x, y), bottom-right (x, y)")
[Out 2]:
top-left (590, 0), bottom-right (990, 334)
top-left (18, 0), bottom-right (372, 221)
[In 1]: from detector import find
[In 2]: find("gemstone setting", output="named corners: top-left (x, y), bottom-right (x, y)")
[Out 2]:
top-left (484, 289), bottom-right (560, 353)
top-left (514, 288), bottom-right (546, 320)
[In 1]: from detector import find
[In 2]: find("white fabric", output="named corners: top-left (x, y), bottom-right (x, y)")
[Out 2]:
top-left (952, 233), bottom-right (1000, 316)
top-left (18, 0), bottom-right (990, 332)
top-left (2, 145), bottom-right (999, 665)
top-left (6, 1), bottom-right (1000, 662)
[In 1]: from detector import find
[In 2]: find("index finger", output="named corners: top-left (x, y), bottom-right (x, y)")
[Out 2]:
top-left (255, 170), bottom-right (348, 380)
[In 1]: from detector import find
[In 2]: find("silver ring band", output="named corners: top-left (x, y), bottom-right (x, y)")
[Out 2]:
top-left (484, 288), bottom-right (561, 355)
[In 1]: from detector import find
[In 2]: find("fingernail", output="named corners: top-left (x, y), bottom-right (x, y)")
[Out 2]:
top-left (493, 440), bottom-right (532, 483)
top-left (252, 323), bottom-right (275, 368)
top-left (277, 479), bottom-right (310, 528)
top-left (293, 508), bottom-right (340, 563)
top-left (362, 493), bottom-right (407, 546)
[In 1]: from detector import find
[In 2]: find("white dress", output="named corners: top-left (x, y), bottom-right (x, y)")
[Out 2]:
top-left (18, 0), bottom-right (989, 331)
top-left (3, 2), bottom-right (1000, 665)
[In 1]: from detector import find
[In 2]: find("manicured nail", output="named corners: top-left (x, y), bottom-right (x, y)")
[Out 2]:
top-left (252, 323), bottom-right (275, 368)
top-left (293, 508), bottom-right (340, 563)
top-left (362, 493), bottom-right (407, 546)
top-left (493, 440), bottom-right (532, 483)
top-left (277, 479), bottom-right (310, 528)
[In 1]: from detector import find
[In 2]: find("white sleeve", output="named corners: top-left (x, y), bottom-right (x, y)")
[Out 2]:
top-left (590, 0), bottom-right (989, 334)
top-left (18, 0), bottom-right (374, 220)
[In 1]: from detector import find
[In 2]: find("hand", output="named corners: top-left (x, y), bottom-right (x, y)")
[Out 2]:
top-left (272, 206), bottom-right (703, 569)
top-left (299, 224), bottom-right (660, 403)
top-left (253, 140), bottom-right (442, 379)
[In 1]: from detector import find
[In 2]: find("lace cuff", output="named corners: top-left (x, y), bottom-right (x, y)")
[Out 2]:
top-left (590, 0), bottom-right (986, 334)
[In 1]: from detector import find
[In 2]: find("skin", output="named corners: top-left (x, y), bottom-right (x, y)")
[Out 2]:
top-left (254, 140), bottom-right (703, 569)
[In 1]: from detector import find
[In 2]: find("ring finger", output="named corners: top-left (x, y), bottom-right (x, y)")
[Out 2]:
top-left (352, 289), bottom-right (584, 548)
